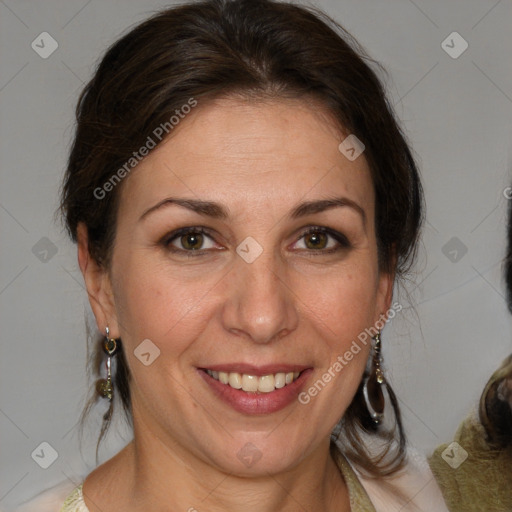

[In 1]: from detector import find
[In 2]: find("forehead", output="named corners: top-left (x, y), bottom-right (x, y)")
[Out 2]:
top-left (118, 97), bottom-right (374, 219)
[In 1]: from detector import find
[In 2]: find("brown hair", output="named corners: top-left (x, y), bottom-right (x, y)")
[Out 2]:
top-left (60, 0), bottom-right (423, 476)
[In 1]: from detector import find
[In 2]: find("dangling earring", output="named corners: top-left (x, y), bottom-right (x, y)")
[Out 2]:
top-left (96, 326), bottom-right (118, 401)
top-left (363, 330), bottom-right (385, 425)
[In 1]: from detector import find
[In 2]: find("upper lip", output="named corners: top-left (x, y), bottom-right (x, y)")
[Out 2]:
top-left (199, 364), bottom-right (311, 376)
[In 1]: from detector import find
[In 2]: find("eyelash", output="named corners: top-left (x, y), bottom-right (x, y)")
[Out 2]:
top-left (161, 226), bottom-right (351, 257)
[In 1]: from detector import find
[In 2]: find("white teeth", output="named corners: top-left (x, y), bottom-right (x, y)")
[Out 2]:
top-left (206, 369), bottom-right (302, 393)
top-left (274, 372), bottom-right (286, 389)
top-left (258, 375), bottom-right (275, 393)
top-left (242, 374), bottom-right (259, 392)
top-left (228, 372), bottom-right (242, 389)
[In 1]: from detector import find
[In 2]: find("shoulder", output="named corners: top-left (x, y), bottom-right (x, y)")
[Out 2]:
top-left (355, 448), bottom-right (449, 512)
top-left (429, 410), bottom-right (512, 512)
top-left (15, 480), bottom-right (82, 512)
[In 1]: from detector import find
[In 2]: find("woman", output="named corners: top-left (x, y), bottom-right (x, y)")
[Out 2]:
top-left (17, 0), bottom-right (447, 510)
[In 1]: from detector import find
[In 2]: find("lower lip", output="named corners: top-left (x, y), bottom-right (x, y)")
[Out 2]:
top-left (198, 369), bottom-right (313, 415)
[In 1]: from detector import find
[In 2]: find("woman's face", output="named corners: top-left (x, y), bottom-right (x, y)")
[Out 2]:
top-left (85, 97), bottom-right (392, 475)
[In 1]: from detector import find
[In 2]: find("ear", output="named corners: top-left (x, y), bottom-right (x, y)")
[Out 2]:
top-left (375, 269), bottom-right (394, 323)
top-left (77, 222), bottom-right (120, 338)
top-left (374, 248), bottom-right (397, 324)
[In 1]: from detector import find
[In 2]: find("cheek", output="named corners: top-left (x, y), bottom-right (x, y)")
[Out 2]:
top-left (294, 266), bottom-right (377, 426)
top-left (298, 262), bottom-right (378, 392)
top-left (111, 253), bottom-right (216, 352)
top-left (111, 258), bottom-right (217, 410)
top-left (302, 264), bottom-right (379, 343)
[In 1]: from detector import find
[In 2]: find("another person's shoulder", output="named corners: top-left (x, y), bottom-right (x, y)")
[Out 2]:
top-left (429, 355), bottom-right (512, 512)
top-left (429, 410), bottom-right (512, 511)
top-left (15, 480), bottom-right (84, 512)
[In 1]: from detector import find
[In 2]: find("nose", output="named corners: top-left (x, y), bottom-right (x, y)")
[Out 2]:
top-left (221, 249), bottom-right (299, 345)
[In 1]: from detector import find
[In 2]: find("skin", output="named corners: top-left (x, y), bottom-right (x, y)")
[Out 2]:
top-left (77, 97), bottom-right (393, 512)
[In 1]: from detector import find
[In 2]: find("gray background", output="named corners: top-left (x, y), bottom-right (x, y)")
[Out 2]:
top-left (1, 0), bottom-right (511, 509)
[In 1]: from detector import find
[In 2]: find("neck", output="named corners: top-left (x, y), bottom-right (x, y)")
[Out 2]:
top-left (106, 418), bottom-right (350, 512)
top-left (132, 440), bottom-right (347, 511)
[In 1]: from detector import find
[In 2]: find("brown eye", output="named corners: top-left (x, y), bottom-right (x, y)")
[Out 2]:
top-left (304, 231), bottom-right (328, 249)
top-left (164, 228), bottom-right (217, 253)
top-left (180, 232), bottom-right (204, 250)
top-left (292, 227), bottom-right (351, 253)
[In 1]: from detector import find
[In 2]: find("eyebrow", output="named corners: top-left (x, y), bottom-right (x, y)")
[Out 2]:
top-left (140, 198), bottom-right (229, 221)
top-left (139, 196), bottom-right (366, 225)
top-left (290, 198), bottom-right (366, 226)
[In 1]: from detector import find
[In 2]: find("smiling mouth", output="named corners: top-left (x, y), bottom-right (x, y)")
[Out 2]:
top-left (203, 369), bottom-right (302, 393)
